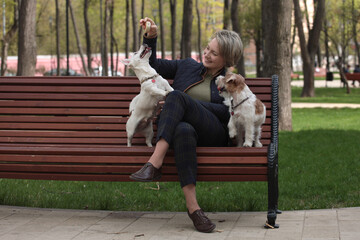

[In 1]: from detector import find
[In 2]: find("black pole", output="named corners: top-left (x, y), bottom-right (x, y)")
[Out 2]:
top-left (66, 0), bottom-right (70, 76)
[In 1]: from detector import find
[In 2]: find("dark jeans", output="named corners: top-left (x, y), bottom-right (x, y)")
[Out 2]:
top-left (156, 90), bottom-right (228, 187)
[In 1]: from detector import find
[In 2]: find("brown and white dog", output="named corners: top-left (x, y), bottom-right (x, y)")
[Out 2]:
top-left (215, 72), bottom-right (266, 147)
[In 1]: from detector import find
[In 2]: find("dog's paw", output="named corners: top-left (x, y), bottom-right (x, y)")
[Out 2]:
top-left (243, 141), bottom-right (253, 147)
top-left (254, 141), bottom-right (263, 147)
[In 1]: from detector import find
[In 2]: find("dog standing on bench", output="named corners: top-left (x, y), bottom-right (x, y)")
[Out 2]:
top-left (123, 44), bottom-right (174, 147)
top-left (215, 72), bottom-right (266, 147)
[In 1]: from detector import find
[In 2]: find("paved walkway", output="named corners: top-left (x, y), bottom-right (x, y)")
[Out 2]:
top-left (291, 79), bottom-right (351, 88)
top-left (0, 205), bottom-right (359, 240)
top-left (291, 79), bottom-right (360, 108)
top-left (292, 102), bottom-right (360, 108)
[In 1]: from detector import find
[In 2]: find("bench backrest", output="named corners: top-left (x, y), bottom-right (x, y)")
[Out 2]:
top-left (0, 76), bottom-right (273, 148)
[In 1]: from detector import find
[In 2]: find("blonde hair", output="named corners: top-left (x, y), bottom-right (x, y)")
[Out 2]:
top-left (210, 30), bottom-right (243, 67)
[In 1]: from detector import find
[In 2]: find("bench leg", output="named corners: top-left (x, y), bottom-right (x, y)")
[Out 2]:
top-left (265, 142), bottom-right (280, 229)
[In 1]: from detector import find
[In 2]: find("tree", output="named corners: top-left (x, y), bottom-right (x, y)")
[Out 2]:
top-left (131, 0), bottom-right (138, 51)
top-left (69, 0), bottom-right (89, 76)
top-left (351, 0), bottom-right (360, 66)
top-left (293, 0), bottom-right (325, 97)
top-left (158, 0), bottom-right (165, 59)
top-left (169, 0), bottom-right (177, 60)
top-left (223, 0), bottom-right (230, 29)
top-left (17, 0), bottom-right (37, 76)
top-left (1, 0), bottom-right (18, 76)
top-left (231, 0), bottom-right (245, 76)
top-left (55, 0), bottom-right (60, 75)
top-left (110, 0), bottom-right (119, 76)
top-left (125, 0), bottom-right (130, 75)
top-left (196, 0), bottom-right (202, 62)
top-left (262, 0), bottom-right (293, 131)
top-left (181, 0), bottom-right (193, 59)
top-left (84, 0), bottom-right (93, 75)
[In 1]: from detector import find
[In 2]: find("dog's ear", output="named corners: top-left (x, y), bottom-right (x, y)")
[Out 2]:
top-left (226, 74), bottom-right (237, 83)
top-left (121, 59), bottom-right (131, 65)
top-left (236, 74), bottom-right (245, 82)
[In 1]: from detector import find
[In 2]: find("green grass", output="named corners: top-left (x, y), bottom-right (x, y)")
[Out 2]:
top-left (0, 108), bottom-right (359, 212)
top-left (292, 87), bottom-right (360, 104)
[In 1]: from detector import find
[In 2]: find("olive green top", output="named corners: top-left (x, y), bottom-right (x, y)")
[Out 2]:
top-left (186, 72), bottom-right (213, 102)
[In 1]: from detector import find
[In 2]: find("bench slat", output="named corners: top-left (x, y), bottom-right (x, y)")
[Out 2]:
top-left (0, 154), bottom-right (268, 164)
top-left (0, 172), bottom-right (267, 182)
top-left (0, 163), bottom-right (267, 175)
top-left (0, 145), bottom-right (268, 155)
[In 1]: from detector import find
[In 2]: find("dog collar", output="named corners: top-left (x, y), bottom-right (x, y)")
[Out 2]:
top-left (140, 74), bottom-right (159, 84)
top-left (230, 97), bottom-right (249, 115)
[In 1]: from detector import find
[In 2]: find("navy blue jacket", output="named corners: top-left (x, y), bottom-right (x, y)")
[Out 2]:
top-left (143, 37), bottom-right (230, 126)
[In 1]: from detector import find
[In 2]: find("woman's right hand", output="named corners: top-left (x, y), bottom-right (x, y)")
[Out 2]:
top-left (140, 17), bottom-right (157, 38)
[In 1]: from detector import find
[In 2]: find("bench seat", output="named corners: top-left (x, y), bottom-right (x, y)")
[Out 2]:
top-left (0, 75), bottom-right (279, 228)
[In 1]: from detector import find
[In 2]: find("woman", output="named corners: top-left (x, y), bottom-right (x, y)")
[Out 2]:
top-left (130, 17), bottom-right (243, 233)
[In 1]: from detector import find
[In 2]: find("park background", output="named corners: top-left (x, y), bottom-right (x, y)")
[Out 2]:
top-left (0, 0), bottom-right (359, 212)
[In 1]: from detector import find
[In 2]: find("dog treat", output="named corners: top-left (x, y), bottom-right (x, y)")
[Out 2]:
top-left (145, 21), bottom-right (151, 33)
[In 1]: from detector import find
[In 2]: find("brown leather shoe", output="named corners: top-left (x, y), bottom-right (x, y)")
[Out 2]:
top-left (129, 162), bottom-right (162, 182)
top-left (187, 209), bottom-right (216, 233)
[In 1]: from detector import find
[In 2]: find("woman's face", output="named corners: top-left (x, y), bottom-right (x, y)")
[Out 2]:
top-left (202, 38), bottom-right (226, 73)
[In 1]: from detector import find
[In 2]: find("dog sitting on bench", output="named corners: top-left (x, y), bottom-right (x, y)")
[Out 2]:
top-left (123, 44), bottom-right (174, 147)
top-left (215, 72), bottom-right (266, 147)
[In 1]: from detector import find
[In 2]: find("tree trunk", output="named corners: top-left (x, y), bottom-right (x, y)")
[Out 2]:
top-left (1, 0), bottom-right (18, 76)
top-left (223, 0), bottom-right (230, 29)
top-left (293, 0), bottom-right (325, 97)
top-left (68, 0), bottom-right (89, 76)
top-left (262, 0), bottom-right (293, 131)
top-left (17, 0), bottom-right (37, 76)
top-left (352, 0), bottom-right (360, 65)
top-left (55, 0), bottom-right (60, 75)
top-left (196, 0), bottom-right (202, 62)
top-left (131, 0), bottom-right (138, 51)
top-left (231, 0), bottom-right (245, 76)
top-left (170, 0), bottom-right (177, 60)
top-left (324, 12), bottom-right (330, 72)
top-left (84, 0), bottom-right (93, 75)
top-left (138, 0), bottom-right (145, 47)
top-left (290, 23), bottom-right (296, 71)
top-left (110, 0), bottom-right (117, 76)
top-left (158, 0), bottom-right (165, 59)
top-left (100, 0), bottom-right (106, 75)
top-left (181, 0), bottom-right (193, 59)
top-left (255, 34), bottom-right (262, 77)
top-left (125, 0), bottom-right (130, 75)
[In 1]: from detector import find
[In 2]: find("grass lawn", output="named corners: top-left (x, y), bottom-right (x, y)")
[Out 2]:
top-left (0, 108), bottom-right (359, 212)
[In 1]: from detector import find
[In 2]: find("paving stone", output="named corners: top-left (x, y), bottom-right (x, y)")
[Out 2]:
top-left (1, 205), bottom-right (358, 240)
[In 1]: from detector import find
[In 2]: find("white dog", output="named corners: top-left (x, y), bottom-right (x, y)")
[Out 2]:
top-left (123, 44), bottom-right (174, 147)
top-left (215, 72), bottom-right (266, 147)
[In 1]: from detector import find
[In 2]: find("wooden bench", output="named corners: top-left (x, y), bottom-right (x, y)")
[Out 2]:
top-left (345, 73), bottom-right (360, 86)
top-left (0, 75), bottom-right (280, 228)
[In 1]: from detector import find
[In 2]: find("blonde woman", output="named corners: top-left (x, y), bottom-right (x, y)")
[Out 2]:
top-left (130, 17), bottom-right (243, 233)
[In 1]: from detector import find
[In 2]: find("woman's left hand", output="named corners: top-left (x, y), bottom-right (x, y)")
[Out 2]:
top-left (139, 17), bottom-right (157, 38)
